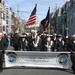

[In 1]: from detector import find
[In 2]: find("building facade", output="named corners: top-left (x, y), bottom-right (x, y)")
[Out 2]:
top-left (53, 8), bottom-right (62, 34)
top-left (5, 5), bottom-right (12, 33)
top-left (0, 0), bottom-right (22, 34)
top-left (0, 0), bottom-right (6, 32)
top-left (61, 0), bottom-right (75, 36)
top-left (61, 1), bottom-right (70, 36)
top-left (56, 8), bottom-right (62, 34)
top-left (11, 12), bottom-right (19, 33)
top-left (66, 5), bottom-right (75, 36)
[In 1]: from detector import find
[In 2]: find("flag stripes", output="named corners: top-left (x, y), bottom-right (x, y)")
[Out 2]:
top-left (25, 5), bottom-right (37, 26)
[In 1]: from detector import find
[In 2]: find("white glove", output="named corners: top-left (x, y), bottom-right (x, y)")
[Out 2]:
top-left (34, 44), bottom-right (37, 47)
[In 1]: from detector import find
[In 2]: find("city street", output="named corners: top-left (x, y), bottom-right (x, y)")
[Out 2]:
top-left (0, 68), bottom-right (74, 75)
top-left (0, 0), bottom-right (75, 75)
top-left (0, 46), bottom-right (74, 75)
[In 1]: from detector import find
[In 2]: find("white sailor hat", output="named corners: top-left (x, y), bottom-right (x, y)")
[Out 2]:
top-left (53, 33), bottom-right (57, 36)
top-left (47, 34), bottom-right (51, 37)
top-left (0, 33), bottom-right (3, 35)
top-left (66, 36), bottom-right (68, 38)
top-left (58, 34), bottom-right (62, 37)
top-left (72, 34), bottom-right (75, 37)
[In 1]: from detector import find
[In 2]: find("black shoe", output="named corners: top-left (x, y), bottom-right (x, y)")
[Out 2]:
top-left (0, 69), bottom-right (3, 72)
top-left (73, 71), bottom-right (75, 74)
top-left (0, 67), bottom-right (2, 69)
top-left (71, 66), bottom-right (73, 70)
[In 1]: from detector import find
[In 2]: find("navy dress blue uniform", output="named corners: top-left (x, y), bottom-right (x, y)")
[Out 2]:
top-left (12, 33), bottom-right (20, 50)
top-left (67, 34), bottom-right (75, 74)
top-left (19, 37), bottom-right (28, 51)
top-left (56, 34), bottom-right (64, 51)
top-left (64, 37), bottom-right (70, 51)
top-left (27, 35), bottom-right (34, 51)
top-left (67, 39), bottom-right (75, 74)
top-left (57, 40), bottom-right (64, 51)
top-left (0, 38), bottom-right (8, 68)
top-left (41, 35), bottom-right (47, 51)
top-left (51, 39), bottom-right (57, 51)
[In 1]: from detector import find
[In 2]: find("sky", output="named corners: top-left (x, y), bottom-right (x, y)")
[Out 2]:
top-left (4, 0), bottom-right (67, 22)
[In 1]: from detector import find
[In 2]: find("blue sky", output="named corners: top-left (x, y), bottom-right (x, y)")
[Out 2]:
top-left (5, 0), bottom-right (67, 21)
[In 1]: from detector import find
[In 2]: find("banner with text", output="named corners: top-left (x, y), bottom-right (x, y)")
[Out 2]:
top-left (5, 50), bottom-right (71, 69)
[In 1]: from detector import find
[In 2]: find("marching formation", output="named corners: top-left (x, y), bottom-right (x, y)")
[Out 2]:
top-left (10, 31), bottom-right (75, 52)
top-left (0, 31), bottom-right (75, 74)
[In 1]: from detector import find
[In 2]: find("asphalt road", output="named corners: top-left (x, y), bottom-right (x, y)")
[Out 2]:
top-left (0, 46), bottom-right (74, 75)
top-left (0, 67), bottom-right (74, 75)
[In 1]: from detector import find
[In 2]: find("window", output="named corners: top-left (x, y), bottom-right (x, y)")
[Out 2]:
top-left (6, 16), bottom-right (9, 19)
top-left (3, 26), bottom-right (5, 31)
top-left (0, 26), bottom-right (2, 32)
top-left (6, 8), bottom-right (8, 10)
top-left (66, 2), bottom-right (71, 9)
top-left (74, 13), bottom-right (75, 22)
top-left (71, 15), bottom-right (73, 23)
top-left (67, 19), bottom-right (69, 25)
top-left (69, 16), bottom-right (71, 24)
top-left (73, 0), bottom-right (75, 5)
top-left (6, 20), bottom-right (8, 24)
top-left (6, 25), bottom-right (9, 29)
top-left (6, 10), bottom-right (9, 15)
top-left (74, 29), bottom-right (75, 32)
top-left (6, 29), bottom-right (8, 33)
top-left (3, 13), bottom-right (5, 20)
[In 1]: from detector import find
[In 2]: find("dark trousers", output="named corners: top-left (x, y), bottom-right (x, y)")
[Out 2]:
top-left (0, 52), bottom-right (4, 68)
top-left (34, 46), bottom-right (40, 51)
top-left (13, 44), bottom-right (19, 51)
top-left (71, 53), bottom-right (75, 72)
top-left (41, 45), bottom-right (47, 51)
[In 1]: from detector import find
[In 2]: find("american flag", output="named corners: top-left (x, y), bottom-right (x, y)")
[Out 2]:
top-left (25, 4), bottom-right (37, 26)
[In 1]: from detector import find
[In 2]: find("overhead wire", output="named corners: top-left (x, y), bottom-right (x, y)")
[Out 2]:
top-left (4, 0), bottom-right (10, 5)
top-left (4, 0), bottom-right (51, 20)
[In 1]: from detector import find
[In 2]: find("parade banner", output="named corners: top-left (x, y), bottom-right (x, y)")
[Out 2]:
top-left (5, 50), bottom-right (71, 69)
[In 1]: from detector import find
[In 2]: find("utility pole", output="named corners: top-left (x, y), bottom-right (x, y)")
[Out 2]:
top-left (17, 5), bottom-right (19, 16)
top-left (17, 4), bottom-right (20, 33)
top-left (55, 3), bottom-right (58, 12)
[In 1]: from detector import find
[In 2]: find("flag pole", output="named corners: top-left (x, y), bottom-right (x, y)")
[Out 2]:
top-left (41, 5), bottom-right (50, 35)
top-left (34, 4), bottom-right (37, 44)
top-left (35, 4), bottom-right (37, 31)
top-left (48, 6), bottom-right (50, 35)
top-left (35, 0), bottom-right (37, 31)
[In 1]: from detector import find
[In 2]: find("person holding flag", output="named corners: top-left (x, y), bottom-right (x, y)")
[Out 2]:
top-left (40, 7), bottom-right (51, 51)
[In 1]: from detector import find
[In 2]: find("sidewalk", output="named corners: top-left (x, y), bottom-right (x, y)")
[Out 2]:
top-left (7, 46), bottom-right (14, 50)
